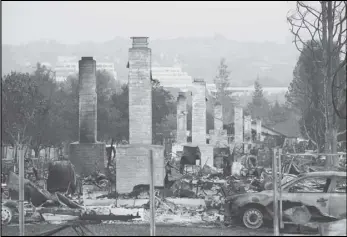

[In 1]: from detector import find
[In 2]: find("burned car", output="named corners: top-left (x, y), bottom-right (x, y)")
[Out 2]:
top-left (224, 171), bottom-right (346, 229)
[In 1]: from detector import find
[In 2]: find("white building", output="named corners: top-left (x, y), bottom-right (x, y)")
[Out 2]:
top-left (24, 62), bottom-right (52, 71)
top-left (40, 62), bottom-right (52, 69)
top-left (96, 62), bottom-right (117, 80)
top-left (151, 66), bottom-right (192, 90)
top-left (54, 62), bottom-right (78, 82)
top-left (57, 56), bottom-right (78, 63)
top-left (54, 57), bottom-right (117, 82)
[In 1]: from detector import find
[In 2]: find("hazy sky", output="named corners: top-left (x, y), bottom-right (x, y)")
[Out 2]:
top-left (3, 1), bottom-right (297, 45)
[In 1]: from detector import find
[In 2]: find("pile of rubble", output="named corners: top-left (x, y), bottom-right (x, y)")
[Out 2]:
top-left (3, 154), bottom-right (316, 227)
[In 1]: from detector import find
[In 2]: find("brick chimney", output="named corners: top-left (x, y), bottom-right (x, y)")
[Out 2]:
top-left (131, 37), bottom-right (149, 48)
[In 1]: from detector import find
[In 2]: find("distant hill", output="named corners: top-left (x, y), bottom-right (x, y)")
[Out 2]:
top-left (1, 37), bottom-right (299, 87)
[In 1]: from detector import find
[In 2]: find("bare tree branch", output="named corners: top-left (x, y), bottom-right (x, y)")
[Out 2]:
top-left (337, 129), bottom-right (347, 136)
top-left (332, 6), bottom-right (346, 38)
top-left (298, 1), bottom-right (321, 19)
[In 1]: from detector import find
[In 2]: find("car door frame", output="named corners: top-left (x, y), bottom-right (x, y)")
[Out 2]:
top-left (281, 175), bottom-right (331, 218)
top-left (327, 175), bottom-right (347, 219)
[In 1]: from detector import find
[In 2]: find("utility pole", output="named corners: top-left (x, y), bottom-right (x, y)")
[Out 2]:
top-left (149, 150), bottom-right (156, 236)
top-left (272, 148), bottom-right (279, 236)
top-left (19, 146), bottom-right (25, 236)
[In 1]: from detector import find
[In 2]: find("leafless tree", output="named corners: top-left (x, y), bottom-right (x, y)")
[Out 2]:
top-left (287, 1), bottom-right (346, 167)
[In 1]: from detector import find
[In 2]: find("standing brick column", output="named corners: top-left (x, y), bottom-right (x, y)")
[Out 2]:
top-left (244, 115), bottom-right (252, 143)
top-left (115, 37), bottom-right (164, 194)
top-left (214, 102), bottom-right (223, 131)
top-left (192, 78), bottom-right (207, 145)
top-left (191, 78), bottom-right (214, 167)
top-left (243, 115), bottom-right (252, 154)
top-left (256, 119), bottom-right (262, 141)
top-left (209, 101), bottom-right (228, 147)
top-left (78, 57), bottom-right (97, 143)
top-left (234, 107), bottom-right (244, 149)
top-left (176, 92), bottom-right (187, 144)
top-left (69, 57), bottom-right (105, 176)
top-left (128, 37), bottom-right (152, 145)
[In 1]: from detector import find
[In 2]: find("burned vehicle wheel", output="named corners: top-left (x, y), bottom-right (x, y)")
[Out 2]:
top-left (1, 205), bottom-right (13, 225)
top-left (242, 207), bottom-right (264, 229)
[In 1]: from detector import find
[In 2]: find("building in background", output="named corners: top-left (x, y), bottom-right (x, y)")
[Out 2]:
top-left (151, 66), bottom-right (192, 90)
top-left (96, 62), bottom-right (117, 80)
top-left (54, 56), bottom-right (117, 82)
top-left (24, 62), bottom-right (52, 71)
top-left (55, 62), bottom-right (78, 82)
top-left (206, 83), bottom-right (288, 104)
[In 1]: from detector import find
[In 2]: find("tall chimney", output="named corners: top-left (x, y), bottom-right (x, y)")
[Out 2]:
top-left (176, 92), bottom-right (187, 144)
top-left (192, 78), bottom-right (207, 145)
top-left (78, 57), bottom-right (97, 143)
top-left (234, 107), bottom-right (244, 146)
top-left (128, 37), bottom-right (152, 144)
top-left (214, 101), bottom-right (223, 131)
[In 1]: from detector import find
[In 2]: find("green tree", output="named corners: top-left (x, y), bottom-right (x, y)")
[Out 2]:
top-left (2, 64), bottom-right (58, 156)
top-left (107, 78), bottom-right (177, 144)
top-left (154, 113), bottom-right (177, 144)
top-left (252, 78), bottom-right (264, 106)
top-left (56, 74), bottom-right (79, 143)
top-left (48, 79), bottom-right (78, 150)
top-left (214, 58), bottom-right (234, 124)
top-left (214, 58), bottom-right (231, 99)
top-left (247, 78), bottom-right (271, 124)
top-left (2, 71), bottom-right (34, 147)
top-left (151, 78), bottom-right (176, 143)
top-left (286, 41), bottom-right (344, 153)
top-left (268, 100), bottom-right (290, 126)
top-left (110, 85), bottom-right (129, 143)
top-left (29, 65), bottom-right (59, 155)
top-left (63, 70), bottom-right (120, 143)
top-left (96, 70), bottom-right (120, 142)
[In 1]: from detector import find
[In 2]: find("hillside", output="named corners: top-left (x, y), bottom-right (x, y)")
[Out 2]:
top-left (1, 36), bottom-right (299, 87)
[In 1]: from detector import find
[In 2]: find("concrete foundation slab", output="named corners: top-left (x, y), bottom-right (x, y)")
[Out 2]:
top-left (69, 142), bottom-right (105, 176)
top-left (116, 144), bottom-right (165, 194)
